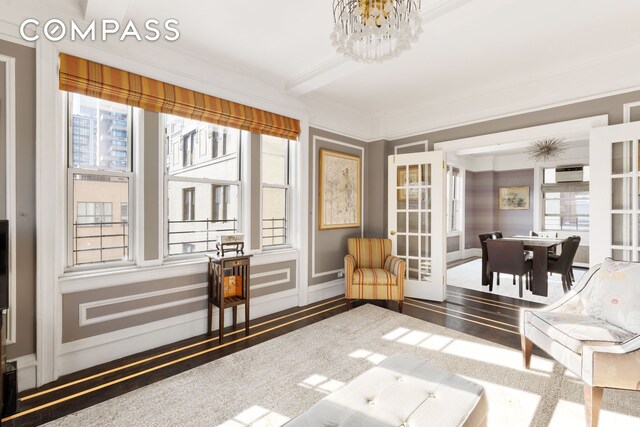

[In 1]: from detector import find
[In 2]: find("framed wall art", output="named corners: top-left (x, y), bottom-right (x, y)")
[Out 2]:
top-left (499, 186), bottom-right (530, 210)
top-left (318, 149), bottom-right (361, 230)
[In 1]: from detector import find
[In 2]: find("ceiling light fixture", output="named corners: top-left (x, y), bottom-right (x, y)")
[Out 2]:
top-left (528, 137), bottom-right (567, 162)
top-left (331, 0), bottom-right (423, 63)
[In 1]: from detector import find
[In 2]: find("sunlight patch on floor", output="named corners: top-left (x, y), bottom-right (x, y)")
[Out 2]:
top-left (216, 405), bottom-right (290, 427)
top-left (443, 338), bottom-right (554, 375)
top-left (548, 399), bottom-right (640, 427)
top-left (298, 374), bottom-right (346, 394)
top-left (348, 349), bottom-right (387, 364)
top-left (382, 327), bottom-right (453, 351)
top-left (382, 327), bottom-right (552, 374)
top-left (461, 377), bottom-right (541, 427)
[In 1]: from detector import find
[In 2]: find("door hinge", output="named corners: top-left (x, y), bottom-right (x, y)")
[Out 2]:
top-left (442, 161), bottom-right (445, 169)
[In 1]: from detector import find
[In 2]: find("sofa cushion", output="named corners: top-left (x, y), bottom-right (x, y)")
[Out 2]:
top-left (353, 269), bottom-right (397, 286)
top-left (526, 310), bottom-right (635, 354)
top-left (585, 258), bottom-right (640, 334)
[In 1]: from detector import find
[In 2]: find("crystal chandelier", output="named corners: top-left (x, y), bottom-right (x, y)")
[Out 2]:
top-left (331, 0), bottom-right (423, 63)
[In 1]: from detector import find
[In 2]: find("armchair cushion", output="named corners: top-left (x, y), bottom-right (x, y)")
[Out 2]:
top-left (525, 311), bottom-right (635, 354)
top-left (353, 268), bottom-right (397, 286)
top-left (585, 258), bottom-right (640, 334)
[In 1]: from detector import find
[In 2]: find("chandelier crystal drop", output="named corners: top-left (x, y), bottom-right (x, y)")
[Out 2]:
top-left (331, 0), bottom-right (423, 63)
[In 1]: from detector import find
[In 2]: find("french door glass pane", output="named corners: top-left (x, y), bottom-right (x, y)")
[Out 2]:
top-left (612, 213), bottom-right (633, 246)
top-left (408, 212), bottom-right (419, 233)
top-left (397, 189), bottom-right (407, 209)
top-left (408, 259), bottom-right (419, 279)
top-left (612, 141), bottom-right (633, 174)
top-left (397, 212), bottom-right (407, 233)
top-left (409, 236), bottom-right (419, 256)
top-left (421, 212), bottom-right (430, 234)
top-left (612, 249), bottom-right (632, 262)
top-left (612, 177), bottom-right (633, 209)
top-left (397, 234), bottom-right (407, 256)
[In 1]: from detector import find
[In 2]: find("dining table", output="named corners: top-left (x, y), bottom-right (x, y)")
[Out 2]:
top-left (485, 235), bottom-right (568, 297)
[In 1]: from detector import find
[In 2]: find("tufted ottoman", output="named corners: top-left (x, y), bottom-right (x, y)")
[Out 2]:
top-left (286, 353), bottom-right (487, 427)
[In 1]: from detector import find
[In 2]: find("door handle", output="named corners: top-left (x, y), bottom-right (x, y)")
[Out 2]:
top-left (390, 231), bottom-right (396, 235)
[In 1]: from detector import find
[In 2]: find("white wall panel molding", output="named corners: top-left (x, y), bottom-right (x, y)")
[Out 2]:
top-left (58, 289), bottom-right (299, 375)
top-left (251, 269), bottom-right (291, 290)
top-left (78, 283), bottom-right (207, 327)
top-left (307, 279), bottom-right (344, 304)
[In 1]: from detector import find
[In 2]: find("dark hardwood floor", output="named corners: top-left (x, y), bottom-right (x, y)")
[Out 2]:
top-left (3, 286), bottom-right (543, 426)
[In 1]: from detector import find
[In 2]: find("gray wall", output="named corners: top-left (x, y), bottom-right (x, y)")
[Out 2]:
top-left (494, 169), bottom-right (534, 238)
top-left (464, 169), bottom-right (533, 249)
top-left (465, 171), bottom-right (494, 249)
top-left (0, 40), bottom-right (36, 360)
top-left (308, 128), bottom-right (386, 286)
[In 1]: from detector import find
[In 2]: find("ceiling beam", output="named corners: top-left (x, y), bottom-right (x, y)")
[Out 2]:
top-left (82, 0), bottom-right (129, 21)
top-left (285, 0), bottom-right (478, 97)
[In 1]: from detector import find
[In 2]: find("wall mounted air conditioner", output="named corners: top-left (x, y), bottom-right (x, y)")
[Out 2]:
top-left (556, 166), bottom-right (584, 183)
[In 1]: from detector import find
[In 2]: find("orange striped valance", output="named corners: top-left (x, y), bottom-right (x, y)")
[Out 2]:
top-left (59, 53), bottom-right (300, 140)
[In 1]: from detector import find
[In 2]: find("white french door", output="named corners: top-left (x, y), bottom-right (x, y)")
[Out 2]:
top-left (590, 121), bottom-right (640, 264)
top-left (388, 151), bottom-right (446, 301)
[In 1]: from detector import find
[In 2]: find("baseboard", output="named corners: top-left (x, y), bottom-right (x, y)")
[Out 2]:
top-left (307, 279), bottom-right (344, 304)
top-left (8, 353), bottom-right (37, 392)
top-left (57, 289), bottom-right (299, 377)
top-left (462, 248), bottom-right (482, 259)
top-left (446, 251), bottom-right (462, 262)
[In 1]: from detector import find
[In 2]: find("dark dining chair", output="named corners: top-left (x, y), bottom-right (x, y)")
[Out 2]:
top-left (486, 239), bottom-right (533, 298)
top-left (479, 231), bottom-right (503, 291)
top-left (547, 236), bottom-right (581, 293)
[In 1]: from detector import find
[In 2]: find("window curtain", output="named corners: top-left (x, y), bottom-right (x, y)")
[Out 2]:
top-left (59, 53), bottom-right (301, 140)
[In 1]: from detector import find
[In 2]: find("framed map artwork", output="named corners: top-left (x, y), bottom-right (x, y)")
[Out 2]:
top-left (318, 149), bottom-right (361, 230)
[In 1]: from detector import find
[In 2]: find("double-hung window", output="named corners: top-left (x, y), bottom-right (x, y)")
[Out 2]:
top-left (164, 114), bottom-right (242, 256)
top-left (67, 93), bottom-right (133, 267)
top-left (446, 166), bottom-right (462, 233)
top-left (261, 136), bottom-right (290, 247)
top-left (542, 167), bottom-right (590, 231)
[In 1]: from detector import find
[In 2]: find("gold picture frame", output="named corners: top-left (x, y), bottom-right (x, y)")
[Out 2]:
top-left (318, 149), bottom-right (361, 230)
top-left (499, 186), bottom-right (530, 210)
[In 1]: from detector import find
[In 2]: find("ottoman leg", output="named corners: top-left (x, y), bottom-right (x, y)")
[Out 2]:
top-left (398, 300), bottom-right (403, 313)
top-left (345, 299), bottom-right (351, 311)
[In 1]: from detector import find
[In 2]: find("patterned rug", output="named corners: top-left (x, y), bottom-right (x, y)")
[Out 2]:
top-left (46, 304), bottom-right (640, 427)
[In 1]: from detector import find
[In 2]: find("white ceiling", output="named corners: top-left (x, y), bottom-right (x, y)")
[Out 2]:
top-left (4, 0), bottom-right (640, 140)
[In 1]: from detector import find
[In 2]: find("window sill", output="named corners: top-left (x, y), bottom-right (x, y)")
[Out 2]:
top-left (59, 249), bottom-right (300, 293)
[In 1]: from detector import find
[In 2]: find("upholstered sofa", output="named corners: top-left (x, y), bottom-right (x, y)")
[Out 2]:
top-left (520, 259), bottom-right (640, 427)
top-left (344, 238), bottom-right (406, 312)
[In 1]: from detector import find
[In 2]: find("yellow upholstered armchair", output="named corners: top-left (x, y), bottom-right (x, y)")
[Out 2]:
top-left (344, 238), bottom-right (406, 312)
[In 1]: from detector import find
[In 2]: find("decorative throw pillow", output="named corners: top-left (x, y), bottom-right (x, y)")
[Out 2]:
top-left (585, 258), bottom-right (640, 334)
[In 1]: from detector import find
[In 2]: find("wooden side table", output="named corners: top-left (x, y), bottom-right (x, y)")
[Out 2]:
top-left (206, 253), bottom-right (252, 343)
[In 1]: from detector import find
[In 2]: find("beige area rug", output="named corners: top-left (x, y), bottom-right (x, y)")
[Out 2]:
top-left (46, 304), bottom-right (639, 427)
top-left (447, 258), bottom-right (586, 305)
